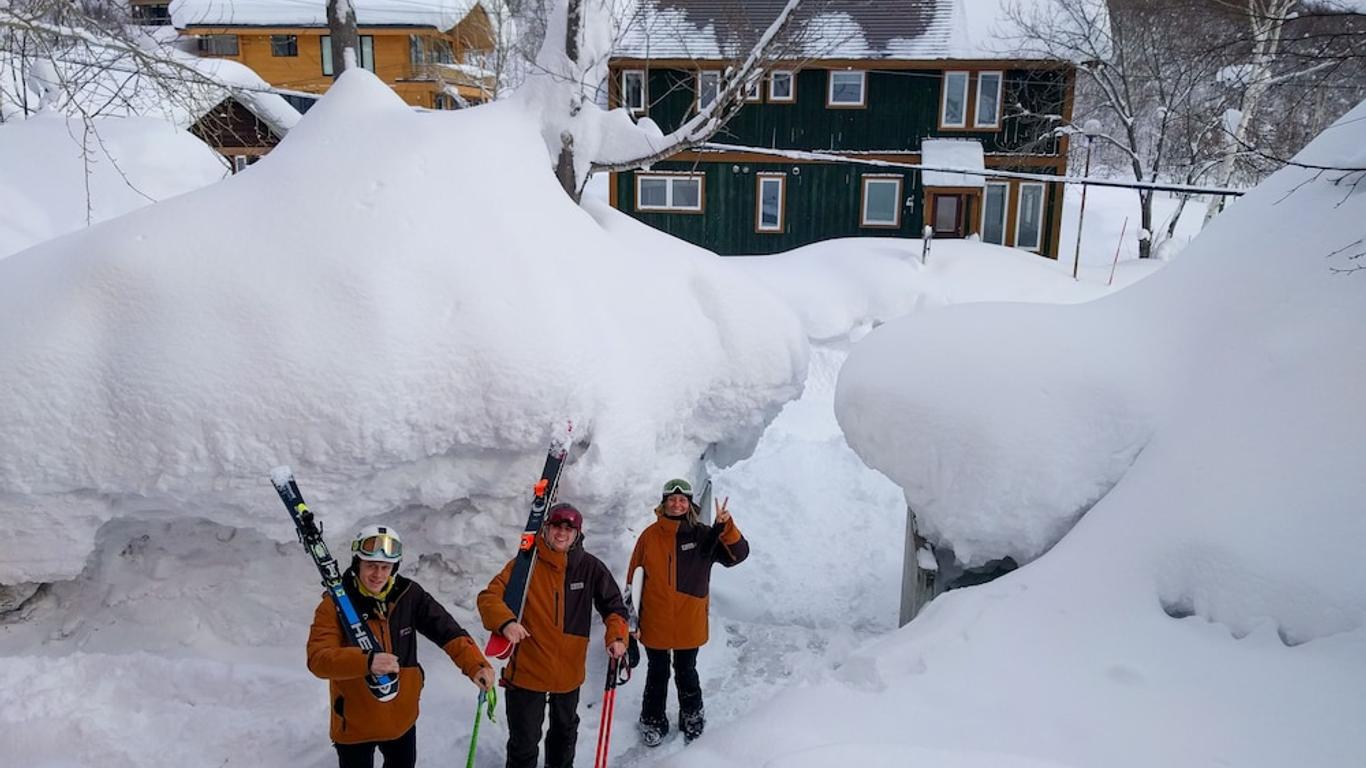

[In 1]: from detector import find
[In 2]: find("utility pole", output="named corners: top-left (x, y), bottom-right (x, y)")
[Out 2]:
top-left (1072, 119), bottom-right (1101, 280)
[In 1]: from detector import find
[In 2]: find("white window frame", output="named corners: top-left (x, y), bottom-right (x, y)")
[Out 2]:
top-left (768, 70), bottom-right (795, 103)
top-left (860, 175), bottom-right (903, 228)
top-left (1013, 182), bottom-right (1046, 251)
top-left (635, 173), bottom-right (704, 213)
top-left (756, 173), bottom-right (786, 233)
top-left (974, 71), bottom-right (1003, 128)
top-left (622, 69), bottom-right (646, 112)
top-left (696, 70), bottom-right (721, 113)
top-left (827, 70), bottom-right (866, 107)
top-left (940, 70), bottom-right (969, 128)
top-left (744, 71), bottom-right (763, 102)
top-left (980, 181), bottom-right (1009, 245)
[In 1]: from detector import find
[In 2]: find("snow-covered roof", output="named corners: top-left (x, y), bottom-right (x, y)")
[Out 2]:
top-left (921, 138), bottom-right (985, 188)
top-left (170, 0), bottom-right (481, 30)
top-left (615, 0), bottom-right (1066, 61)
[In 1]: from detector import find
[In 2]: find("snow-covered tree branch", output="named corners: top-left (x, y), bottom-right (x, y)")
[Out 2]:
top-left (514, 0), bottom-right (809, 201)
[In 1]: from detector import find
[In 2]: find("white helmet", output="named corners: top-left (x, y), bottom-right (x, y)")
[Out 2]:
top-left (351, 524), bottom-right (403, 565)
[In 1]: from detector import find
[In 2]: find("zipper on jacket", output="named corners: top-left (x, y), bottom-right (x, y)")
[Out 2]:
top-left (555, 591), bottom-right (561, 629)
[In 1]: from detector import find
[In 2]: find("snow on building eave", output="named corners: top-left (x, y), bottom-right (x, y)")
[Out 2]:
top-left (612, 0), bottom-right (1079, 64)
top-left (170, 0), bottom-right (484, 33)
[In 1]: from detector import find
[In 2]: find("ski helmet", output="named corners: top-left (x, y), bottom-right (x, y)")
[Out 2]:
top-left (352, 524), bottom-right (403, 568)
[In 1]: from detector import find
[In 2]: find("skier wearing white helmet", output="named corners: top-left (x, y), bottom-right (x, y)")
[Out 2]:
top-left (307, 524), bottom-right (497, 768)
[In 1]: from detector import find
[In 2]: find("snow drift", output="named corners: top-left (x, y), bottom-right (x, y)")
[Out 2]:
top-left (0, 68), bottom-right (806, 586)
top-left (0, 114), bottom-right (227, 259)
top-left (794, 100), bottom-right (1366, 767)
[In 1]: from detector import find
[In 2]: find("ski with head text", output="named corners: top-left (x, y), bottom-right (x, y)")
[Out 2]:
top-left (270, 466), bottom-right (398, 702)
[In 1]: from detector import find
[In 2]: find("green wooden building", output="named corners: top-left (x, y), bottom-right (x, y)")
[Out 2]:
top-left (608, 0), bottom-right (1076, 258)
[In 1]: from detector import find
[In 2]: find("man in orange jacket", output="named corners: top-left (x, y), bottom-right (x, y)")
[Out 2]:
top-left (478, 502), bottom-right (629, 768)
top-left (627, 478), bottom-right (749, 745)
top-left (307, 524), bottom-right (496, 768)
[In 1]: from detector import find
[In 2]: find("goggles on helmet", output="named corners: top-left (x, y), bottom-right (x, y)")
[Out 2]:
top-left (353, 533), bottom-right (402, 560)
top-left (661, 478), bottom-right (693, 497)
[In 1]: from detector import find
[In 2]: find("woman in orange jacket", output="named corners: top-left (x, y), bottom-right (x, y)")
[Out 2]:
top-left (306, 524), bottom-right (496, 768)
top-left (477, 502), bottom-right (629, 768)
top-left (627, 478), bottom-right (749, 746)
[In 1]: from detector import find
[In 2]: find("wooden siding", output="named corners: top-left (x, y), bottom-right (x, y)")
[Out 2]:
top-left (622, 66), bottom-right (1068, 155)
top-left (182, 26), bottom-right (491, 108)
top-left (616, 160), bottom-right (1063, 258)
top-left (618, 160), bottom-right (923, 255)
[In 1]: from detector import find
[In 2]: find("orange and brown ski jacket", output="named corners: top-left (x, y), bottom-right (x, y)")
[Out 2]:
top-left (306, 571), bottom-right (490, 745)
top-left (627, 509), bottom-right (749, 650)
top-left (477, 535), bottom-right (629, 693)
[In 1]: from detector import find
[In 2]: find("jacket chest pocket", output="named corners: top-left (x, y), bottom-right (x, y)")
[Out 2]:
top-left (675, 541), bottom-right (710, 599)
top-left (563, 579), bottom-right (591, 637)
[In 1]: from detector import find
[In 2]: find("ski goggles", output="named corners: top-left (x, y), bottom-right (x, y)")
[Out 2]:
top-left (353, 534), bottom-right (402, 559)
top-left (661, 479), bottom-right (693, 497)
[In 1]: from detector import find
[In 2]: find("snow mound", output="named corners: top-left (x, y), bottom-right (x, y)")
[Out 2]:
top-left (0, 68), bottom-right (807, 584)
top-left (710, 98), bottom-right (1366, 768)
top-left (0, 114), bottom-right (227, 259)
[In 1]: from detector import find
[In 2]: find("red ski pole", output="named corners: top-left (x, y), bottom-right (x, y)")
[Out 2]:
top-left (594, 655), bottom-right (630, 768)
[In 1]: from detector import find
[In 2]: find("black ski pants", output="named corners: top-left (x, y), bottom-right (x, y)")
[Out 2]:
top-left (334, 725), bottom-right (416, 768)
top-left (504, 684), bottom-right (581, 768)
top-left (640, 646), bottom-right (701, 725)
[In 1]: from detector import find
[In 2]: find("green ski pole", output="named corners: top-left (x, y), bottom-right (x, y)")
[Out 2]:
top-left (466, 687), bottom-right (498, 768)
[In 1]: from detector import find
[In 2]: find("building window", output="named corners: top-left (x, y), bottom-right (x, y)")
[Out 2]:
top-left (1015, 182), bottom-right (1046, 250)
top-left (233, 155), bottom-right (249, 173)
top-left (861, 175), bottom-right (903, 228)
top-left (131, 3), bottom-right (171, 25)
top-left (981, 181), bottom-right (1009, 245)
top-left (975, 71), bottom-right (1003, 128)
top-left (756, 174), bottom-right (786, 232)
top-left (744, 72), bottom-right (763, 102)
top-left (941, 71), bottom-right (969, 128)
top-left (697, 70), bottom-right (720, 112)
top-left (622, 70), bottom-right (646, 112)
top-left (271, 35), bottom-right (298, 57)
top-left (322, 35), bottom-right (375, 76)
top-left (197, 35), bottom-right (239, 56)
top-left (636, 174), bottom-right (704, 212)
top-left (827, 70), bottom-right (865, 107)
top-left (769, 70), bottom-right (794, 103)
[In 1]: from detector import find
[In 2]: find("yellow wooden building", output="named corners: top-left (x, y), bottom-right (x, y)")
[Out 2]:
top-left (171, 0), bottom-right (497, 109)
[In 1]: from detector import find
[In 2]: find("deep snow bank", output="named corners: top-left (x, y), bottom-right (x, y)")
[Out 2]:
top-left (0, 114), bottom-right (227, 259)
top-left (0, 69), bottom-right (807, 584)
top-left (780, 101), bottom-right (1366, 767)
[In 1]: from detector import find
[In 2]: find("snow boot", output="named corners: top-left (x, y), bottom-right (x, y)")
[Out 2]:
top-left (638, 717), bottom-right (668, 747)
top-left (680, 707), bottom-right (705, 743)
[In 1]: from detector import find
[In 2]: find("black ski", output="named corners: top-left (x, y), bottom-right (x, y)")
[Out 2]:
top-left (485, 423), bottom-right (572, 659)
top-left (271, 466), bottom-right (398, 702)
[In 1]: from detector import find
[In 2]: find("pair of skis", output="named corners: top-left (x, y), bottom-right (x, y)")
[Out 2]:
top-left (483, 422), bottom-right (573, 659)
top-left (272, 466), bottom-right (399, 702)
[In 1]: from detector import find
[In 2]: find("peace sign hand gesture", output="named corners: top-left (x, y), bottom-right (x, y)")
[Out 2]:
top-left (714, 496), bottom-right (731, 525)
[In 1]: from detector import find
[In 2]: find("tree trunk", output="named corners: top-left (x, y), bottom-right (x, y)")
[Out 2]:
top-left (554, 0), bottom-right (584, 200)
top-left (1138, 188), bottom-right (1153, 259)
top-left (327, 0), bottom-right (359, 81)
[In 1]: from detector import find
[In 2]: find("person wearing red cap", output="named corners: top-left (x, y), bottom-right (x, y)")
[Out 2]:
top-left (477, 502), bottom-right (629, 768)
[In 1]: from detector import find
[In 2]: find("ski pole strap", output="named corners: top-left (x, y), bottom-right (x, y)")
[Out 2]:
top-left (483, 686), bottom-right (498, 722)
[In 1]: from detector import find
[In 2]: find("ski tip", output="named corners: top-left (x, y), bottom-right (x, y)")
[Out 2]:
top-left (484, 634), bottom-right (514, 660)
top-left (270, 466), bottom-right (295, 487)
